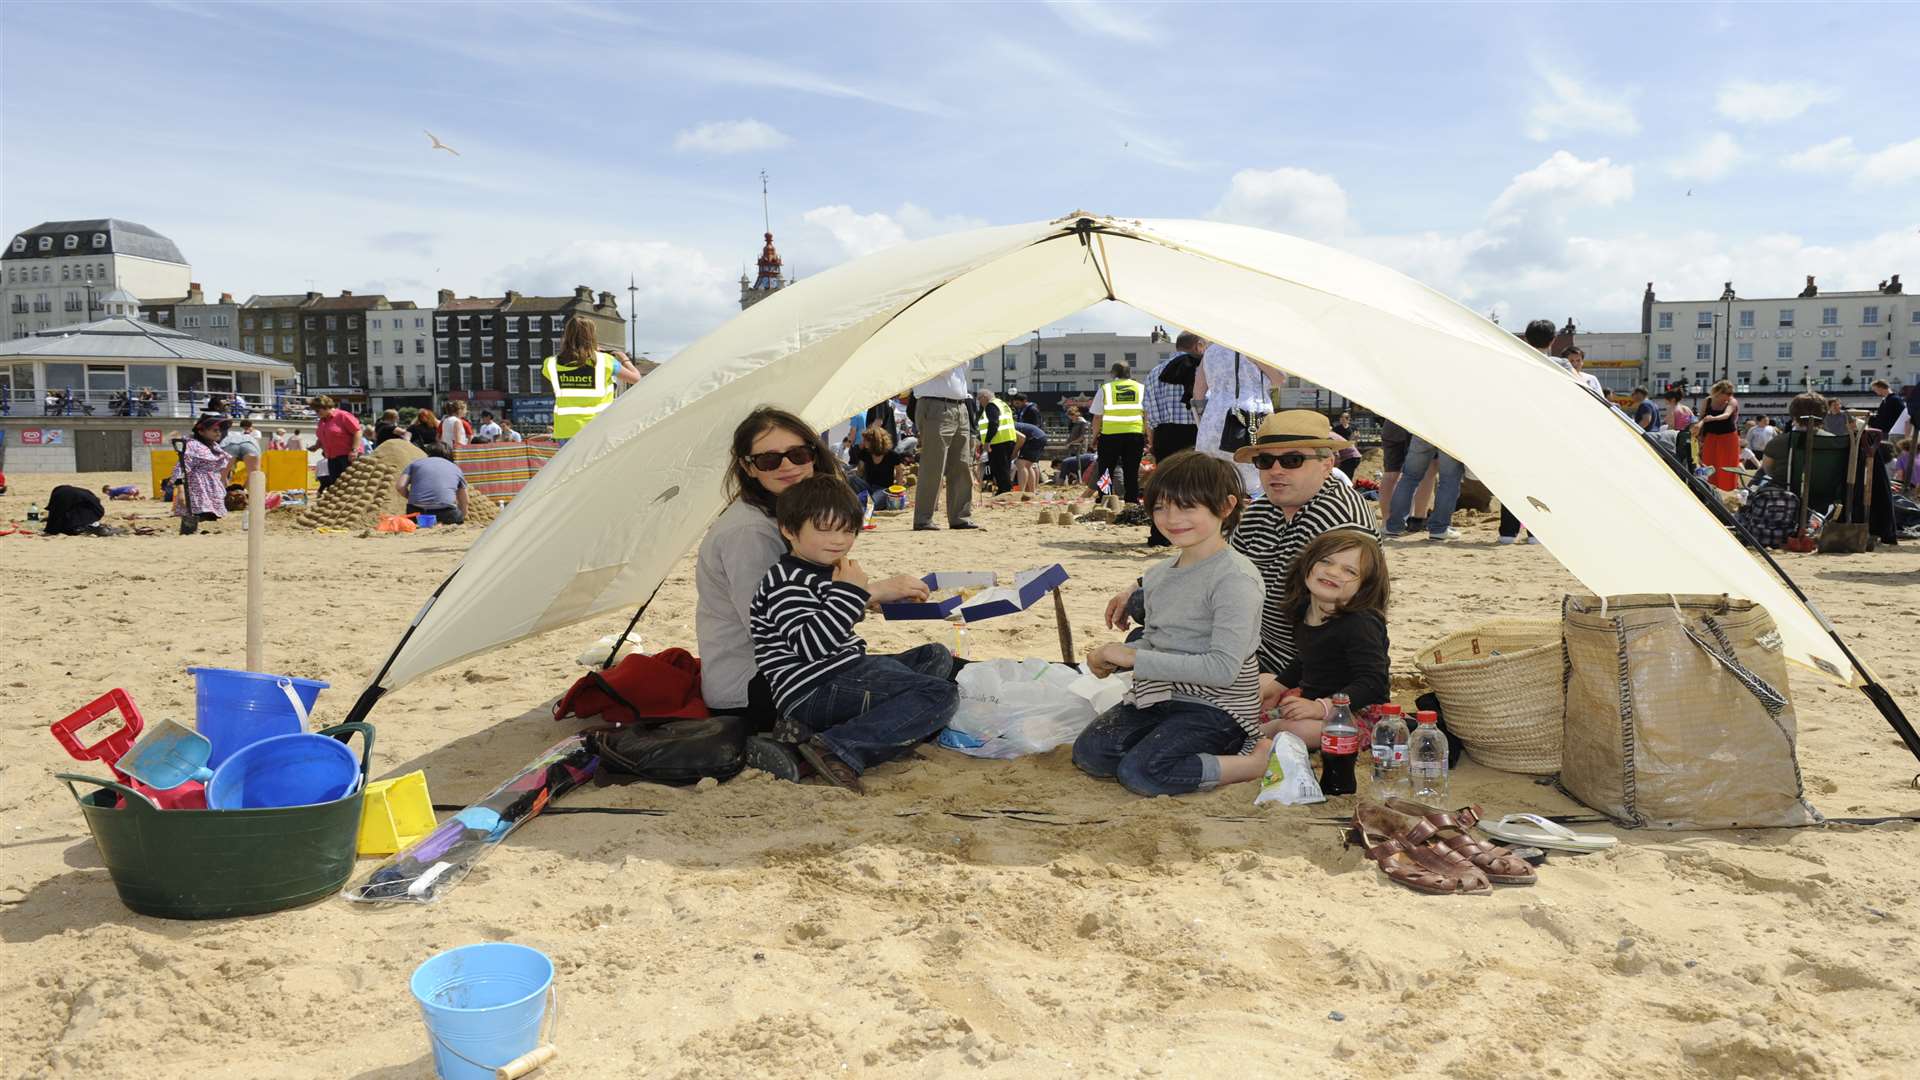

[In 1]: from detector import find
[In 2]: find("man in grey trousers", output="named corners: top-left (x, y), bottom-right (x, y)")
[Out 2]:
top-left (911, 364), bottom-right (982, 531)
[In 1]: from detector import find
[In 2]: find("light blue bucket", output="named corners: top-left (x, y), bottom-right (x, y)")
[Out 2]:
top-left (186, 667), bottom-right (329, 768)
top-left (411, 943), bottom-right (555, 1080)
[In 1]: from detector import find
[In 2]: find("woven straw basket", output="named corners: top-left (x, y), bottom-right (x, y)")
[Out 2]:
top-left (1412, 620), bottom-right (1564, 775)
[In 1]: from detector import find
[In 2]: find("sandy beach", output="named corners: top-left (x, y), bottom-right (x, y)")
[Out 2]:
top-left (4, 469), bottom-right (1919, 1080)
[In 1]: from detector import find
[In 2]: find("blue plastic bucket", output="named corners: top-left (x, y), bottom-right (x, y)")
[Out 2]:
top-left (411, 943), bottom-right (554, 1080)
top-left (416, 513), bottom-right (437, 528)
top-left (187, 667), bottom-right (328, 767)
top-left (207, 732), bottom-right (360, 810)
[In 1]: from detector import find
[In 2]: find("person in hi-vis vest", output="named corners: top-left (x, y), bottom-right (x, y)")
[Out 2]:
top-left (542, 316), bottom-right (642, 441)
top-left (974, 388), bottom-right (1018, 494)
top-left (1089, 361), bottom-right (1147, 502)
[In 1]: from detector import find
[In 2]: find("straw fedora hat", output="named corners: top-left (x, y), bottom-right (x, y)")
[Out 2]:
top-left (1231, 410), bottom-right (1354, 462)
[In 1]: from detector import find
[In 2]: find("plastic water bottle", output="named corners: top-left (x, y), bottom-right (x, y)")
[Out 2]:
top-left (26, 503), bottom-right (40, 522)
top-left (1408, 710), bottom-right (1449, 799)
top-left (1370, 704), bottom-right (1409, 794)
top-left (1318, 693), bottom-right (1360, 796)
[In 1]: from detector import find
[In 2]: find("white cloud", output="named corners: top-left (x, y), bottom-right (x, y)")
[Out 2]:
top-left (1859, 137), bottom-right (1920, 185)
top-left (493, 239), bottom-right (738, 354)
top-left (1787, 136), bottom-right (1860, 172)
top-left (1046, 1), bottom-right (1154, 42)
top-left (1525, 71), bottom-right (1638, 141)
top-left (673, 119), bottom-right (791, 154)
top-left (1490, 151), bottom-right (1634, 218)
top-left (1714, 80), bottom-right (1839, 124)
top-left (1784, 135), bottom-right (1920, 185)
top-left (800, 202), bottom-right (988, 260)
top-left (1666, 132), bottom-right (1744, 182)
top-left (1208, 166), bottom-right (1350, 239)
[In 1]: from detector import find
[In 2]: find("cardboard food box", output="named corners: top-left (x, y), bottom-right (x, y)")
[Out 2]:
top-left (880, 564), bottom-right (1070, 623)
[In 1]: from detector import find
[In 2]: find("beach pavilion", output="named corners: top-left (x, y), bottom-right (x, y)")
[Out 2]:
top-left (0, 303), bottom-right (308, 474)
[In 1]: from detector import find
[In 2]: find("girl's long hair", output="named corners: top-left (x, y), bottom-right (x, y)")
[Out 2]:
top-left (1282, 528), bottom-right (1390, 622)
top-left (725, 406), bottom-right (838, 517)
top-left (560, 316), bottom-right (598, 367)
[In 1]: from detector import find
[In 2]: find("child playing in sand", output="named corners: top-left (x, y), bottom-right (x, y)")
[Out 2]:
top-left (1072, 451), bottom-right (1273, 795)
top-left (1266, 529), bottom-right (1391, 746)
top-left (101, 484), bottom-right (141, 500)
top-left (748, 475), bottom-right (958, 794)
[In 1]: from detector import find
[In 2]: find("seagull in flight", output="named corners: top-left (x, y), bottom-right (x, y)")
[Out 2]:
top-left (424, 130), bottom-right (461, 156)
top-left (1686, 188), bottom-right (1693, 196)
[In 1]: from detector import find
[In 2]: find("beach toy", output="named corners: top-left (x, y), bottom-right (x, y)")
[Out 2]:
top-left (56, 722), bottom-right (372, 919)
top-left (207, 731), bottom-right (361, 810)
top-left (186, 667), bottom-right (329, 767)
top-left (411, 942), bottom-right (558, 1080)
top-left (357, 770), bottom-right (437, 856)
top-left (117, 719), bottom-right (215, 790)
top-left (49, 689), bottom-right (208, 810)
top-left (416, 513), bottom-right (437, 528)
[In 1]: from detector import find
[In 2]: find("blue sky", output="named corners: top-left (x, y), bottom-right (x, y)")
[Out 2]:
top-left (3, 1), bottom-right (1916, 354)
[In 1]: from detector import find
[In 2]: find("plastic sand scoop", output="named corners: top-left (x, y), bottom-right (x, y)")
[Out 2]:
top-left (117, 719), bottom-right (215, 791)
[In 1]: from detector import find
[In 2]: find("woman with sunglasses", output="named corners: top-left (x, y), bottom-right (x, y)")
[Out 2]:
top-left (696, 407), bottom-right (932, 725)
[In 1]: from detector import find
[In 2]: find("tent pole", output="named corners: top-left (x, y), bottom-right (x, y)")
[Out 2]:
top-left (1645, 432), bottom-right (1920, 765)
top-left (601, 579), bottom-right (666, 670)
top-left (342, 567), bottom-right (462, 727)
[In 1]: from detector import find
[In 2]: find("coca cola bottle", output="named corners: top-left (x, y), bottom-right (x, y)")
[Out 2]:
top-left (1318, 693), bottom-right (1360, 796)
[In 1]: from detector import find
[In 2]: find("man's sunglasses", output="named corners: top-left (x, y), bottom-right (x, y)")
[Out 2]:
top-left (1251, 451), bottom-right (1318, 470)
top-left (744, 446), bottom-right (817, 471)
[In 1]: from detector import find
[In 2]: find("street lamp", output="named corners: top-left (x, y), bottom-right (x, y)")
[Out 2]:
top-left (83, 277), bottom-right (97, 321)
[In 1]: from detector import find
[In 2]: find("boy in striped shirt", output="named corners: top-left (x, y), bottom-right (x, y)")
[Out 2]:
top-left (1073, 451), bottom-right (1276, 796)
top-left (749, 475), bottom-right (957, 793)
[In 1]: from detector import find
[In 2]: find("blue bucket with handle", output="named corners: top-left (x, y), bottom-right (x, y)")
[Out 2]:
top-left (187, 667), bottom-right (328, 768)
top-left (411, 943), bottom-right (555, 1080)
top-left (207, 732), bottom-right (361, 810)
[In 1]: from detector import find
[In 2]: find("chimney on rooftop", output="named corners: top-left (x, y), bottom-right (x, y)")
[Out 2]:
top-left (305, 291), bottom-right (322, 302)
top-left (220, 292), bottom-right (233, 303)
top-left (598, 291), bottom-right (615, 309)
top-left (505, 290), bottom-right (522, 303)
top-left (187, 282), bottom-right (203, 301)
top-left (437, 288), bottom-right (454, 306)
top-left (339, 290), bottom-right (353, 298)
top-left (574, 285), bottom-right (593, 301)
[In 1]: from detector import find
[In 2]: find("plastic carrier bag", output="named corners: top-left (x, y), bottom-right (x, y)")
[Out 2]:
top-left (1253, 732), bottom-right (1325, 806)
top-left (938, 658), bottom-right (1101, 759)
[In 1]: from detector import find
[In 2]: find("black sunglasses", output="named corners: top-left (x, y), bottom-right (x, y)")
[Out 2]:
top-left (1251, 451), bottom-right (1316, 470)
top-left (744, 445), bottom-right (817, 471)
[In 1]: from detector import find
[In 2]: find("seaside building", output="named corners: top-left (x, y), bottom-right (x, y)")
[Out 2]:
top-left (1645, 276), bottom-right (1914, 411)
top-left (297, 290), bottom-right (401, 409)
top-left (1569, 327), bottom-right (1649, 399)
top-left (367, 302), bottom-right (435, 414)
top-left (967, 329), bottom-right (1178, 403)
top-left (0, 315), bottom-right (303, 474)
top-left (431, 285), bottom-right (626, 430)
top-left (739, 230), bottom-right (791, 310)
top-left (2, 219), bottom-right (192, 340)
top-left (241, 292), bottom-right (320, 374)
top-left (139, 283), bottom-right (238, 349)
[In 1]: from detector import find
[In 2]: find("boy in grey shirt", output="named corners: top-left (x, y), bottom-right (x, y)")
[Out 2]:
top-left (1074, 452), bottom-right (1271, 796)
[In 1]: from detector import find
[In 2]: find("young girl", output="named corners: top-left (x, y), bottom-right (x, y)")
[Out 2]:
top-left (1268, 529), bottom-right (1392, 747)
top-left (1072, 451), bottom-right (1269, 796)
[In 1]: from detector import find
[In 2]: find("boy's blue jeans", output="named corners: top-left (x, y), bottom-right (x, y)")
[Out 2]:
top-left (1072, 698), bottom-right (1248, 796)
top-left (1385, 435), bottom-right (1465, 536)
top-left (782, 644), bottom-right (957, 773)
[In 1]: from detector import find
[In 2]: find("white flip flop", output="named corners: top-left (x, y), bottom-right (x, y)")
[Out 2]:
top-left (1479, 813), bottom-right (1617, 854)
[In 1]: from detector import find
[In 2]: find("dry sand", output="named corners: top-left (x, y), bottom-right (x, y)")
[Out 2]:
top-left (3, 472), bottom-right (1919, 1079)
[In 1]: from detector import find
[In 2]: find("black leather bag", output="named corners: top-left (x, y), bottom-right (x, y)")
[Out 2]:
top-left (587, 717), bottom-right (748, 786)
top-left (1219, 353), bottom-right (1256, 452)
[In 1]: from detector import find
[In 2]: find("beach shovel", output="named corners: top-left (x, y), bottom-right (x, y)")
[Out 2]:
top-left (117, 719), bottom-right (216, 791)
top-left (1820, 416), bottom-right (1870, 554)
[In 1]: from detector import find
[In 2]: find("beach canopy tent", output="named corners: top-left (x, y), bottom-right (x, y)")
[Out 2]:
top-left (346, 213), bottom-right (1913, 759)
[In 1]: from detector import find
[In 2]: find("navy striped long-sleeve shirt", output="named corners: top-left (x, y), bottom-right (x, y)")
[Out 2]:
top-left (749, 554), bottom-right (872, 711)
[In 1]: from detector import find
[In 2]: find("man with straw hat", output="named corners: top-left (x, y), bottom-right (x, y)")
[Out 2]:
top-left (1103, 411), bottom-right (1377, 689)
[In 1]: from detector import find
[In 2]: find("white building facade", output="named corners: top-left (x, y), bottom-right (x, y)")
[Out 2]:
top-left (367, 303), bottom-right (436, 412)
top-left (966, 330), bottom-right (1176, 398)
top-left (2, 219), bottom-right (192, 340)
top-left (1570, 329), bottom-right (1649, 398)
top-left (1647, 278), bottom-right (1915, 400)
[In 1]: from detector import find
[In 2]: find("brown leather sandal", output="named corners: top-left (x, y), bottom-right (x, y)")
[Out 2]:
top-left (1346, 804), bottom-right (1489, 896)
top-left (797, 736), bottom-right (865, 795)
top-left (1385, 798), bottom-right (1537, 886)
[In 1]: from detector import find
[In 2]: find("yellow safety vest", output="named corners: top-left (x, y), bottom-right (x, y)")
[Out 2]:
top-left (542, 351), bottom-right (616, 439)
top-left (977, 397), bottom-right (1017, 444)
top-left (1099, 379), bottom-right (1145, 434)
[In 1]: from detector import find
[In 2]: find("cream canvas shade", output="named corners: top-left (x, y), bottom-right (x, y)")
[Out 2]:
top-left (357, 212), bottom-right (1885, 710)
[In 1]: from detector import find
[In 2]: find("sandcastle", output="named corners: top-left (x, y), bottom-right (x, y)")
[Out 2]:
top-left (294, 439), bottom-right (498, 531)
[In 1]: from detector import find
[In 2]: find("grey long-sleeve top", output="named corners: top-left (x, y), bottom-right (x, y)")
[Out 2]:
top-left (694, 500), bottom-right (786, 710)
top-left (1126, 546), bottom-right (1266, 738)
